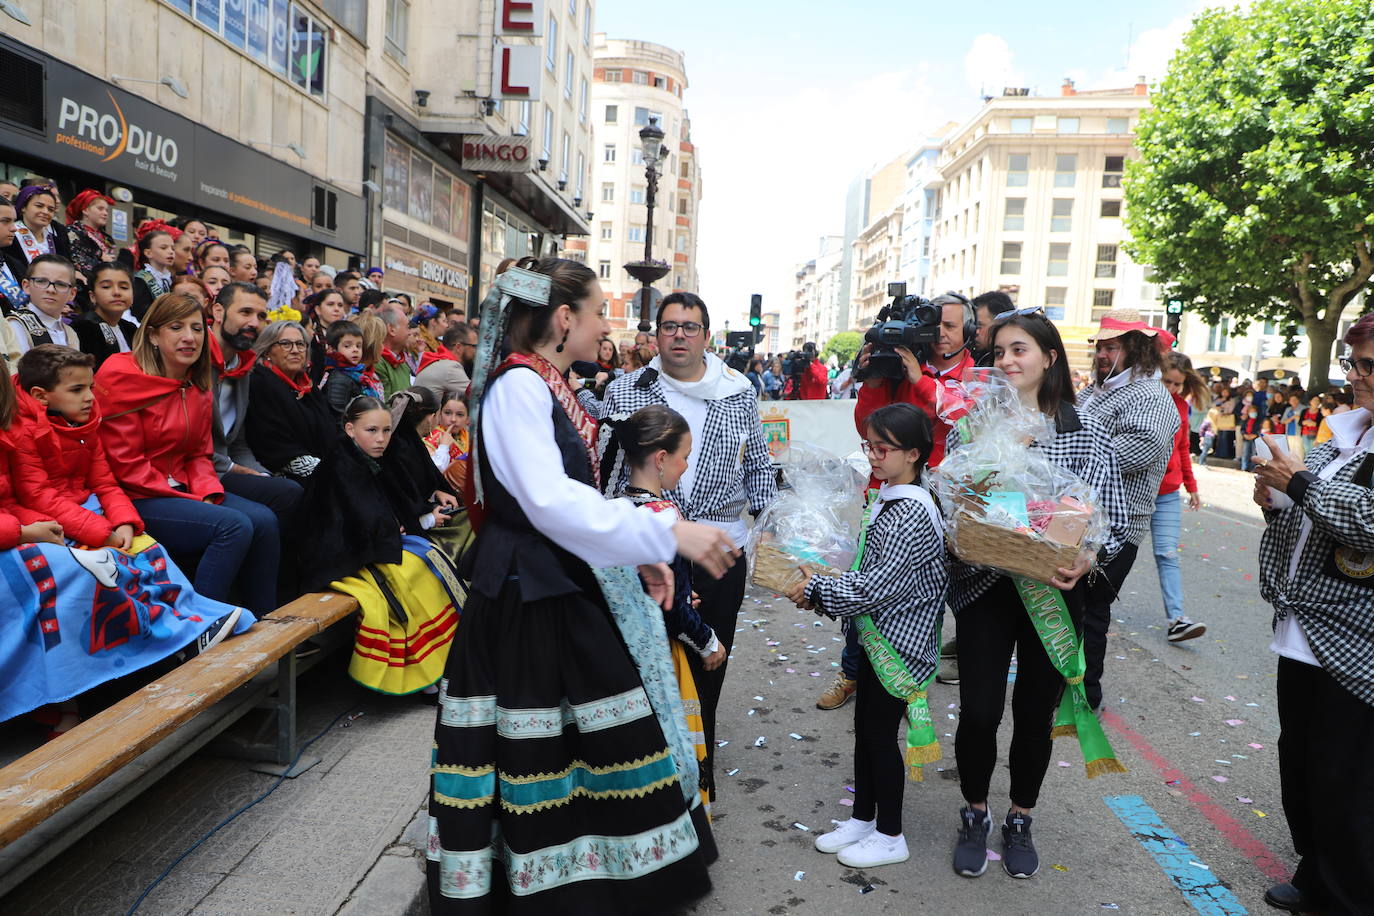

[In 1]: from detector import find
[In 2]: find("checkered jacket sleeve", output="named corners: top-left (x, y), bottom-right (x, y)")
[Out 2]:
top-left (804, 498), bottom-right (947, 680)
top-left (1259, 441), bottom-right (1374, 706)
top-left (1078, 379), bottom-right (1179, 545)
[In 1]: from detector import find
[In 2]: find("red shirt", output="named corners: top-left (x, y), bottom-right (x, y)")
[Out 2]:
top-left (1158, 392), bottom-right (1198, 497)
top-left (854, 351), bottom-right (974, 472)
top-left (798, 359), bottom-right (829, 400)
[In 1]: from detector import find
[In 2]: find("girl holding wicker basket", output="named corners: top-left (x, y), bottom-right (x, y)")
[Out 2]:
top-left (944, 309), bottom-right (1130, 882)
top-left (783, 403), bottom-right (948, 869)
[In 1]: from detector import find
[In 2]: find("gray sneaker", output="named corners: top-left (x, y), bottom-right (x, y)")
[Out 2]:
top-left (953, 806), bottom-right (990, 877)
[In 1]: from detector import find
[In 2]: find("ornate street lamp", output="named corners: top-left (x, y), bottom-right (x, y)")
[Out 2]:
top-left (624, 117), bottom-right (669, 332)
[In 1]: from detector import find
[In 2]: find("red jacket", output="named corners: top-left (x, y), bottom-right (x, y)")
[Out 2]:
top-left (798, 359), bottom-right (830, 400)
top-left (10, 383), bottom-right (143, 546)
top-left (94, 352), bottom-right (223, 502)
top-left (855, 351), bottom-right (974, 470)
top-left (1158, 392), bottom-right (1198, 497)
top-left (0, 428), bottom-right (32, 550)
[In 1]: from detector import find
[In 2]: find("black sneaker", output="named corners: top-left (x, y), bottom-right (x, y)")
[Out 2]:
top-left (1167, 618), bottom-right (1207, 642)
top-left (1002, 811), bottom-right (1039, 878)
top-left (192, 608), bottom-right (244, 656)
top-left (952, 806), bottom-right (990, 877)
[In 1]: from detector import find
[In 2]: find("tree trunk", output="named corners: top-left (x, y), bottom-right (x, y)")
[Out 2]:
top-left (1306, 319), bottom-right (1338, 394)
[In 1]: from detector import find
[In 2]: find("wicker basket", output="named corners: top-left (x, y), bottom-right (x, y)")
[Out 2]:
top-left (751, 535), bottom-right (843, 594)
top-left (949, 512), bottom-right (1081, 585)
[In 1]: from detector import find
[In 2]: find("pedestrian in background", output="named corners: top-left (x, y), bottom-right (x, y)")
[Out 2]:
top-left (1155, 351), bottom-right (1208, 642)
top-left (1252, 313), bottom-right (1374, 916)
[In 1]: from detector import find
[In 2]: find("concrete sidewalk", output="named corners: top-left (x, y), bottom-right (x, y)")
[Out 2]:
top-left (2, 657), bottom-right (434, 916)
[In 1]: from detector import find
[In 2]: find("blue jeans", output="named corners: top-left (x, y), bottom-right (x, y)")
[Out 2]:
top-left (1240, 437), bottom-right (1258, 471)
top-left (841, 622), bottom-right (861, 679)
top-left (134, 493), bottom-right (281, 614)
top-left (1151, 490), bottom-right (1184, 621)
top-left (1198, 435), bottom-right (1215, 466)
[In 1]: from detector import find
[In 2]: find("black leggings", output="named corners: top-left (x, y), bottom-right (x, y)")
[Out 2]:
top-left (954, 576), bottom-right (1083, 810)
top-left (852, 647), bottom-right (908, 836)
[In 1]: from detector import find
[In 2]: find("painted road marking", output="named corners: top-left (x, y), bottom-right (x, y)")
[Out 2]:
top-left (1100, 708), bottom-right (1290, 882)
top-left (1104, 795), bottom-right (1249, 916)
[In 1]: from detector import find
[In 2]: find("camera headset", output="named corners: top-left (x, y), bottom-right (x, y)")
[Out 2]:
top-left (931, 291), bottom-right (978, 362)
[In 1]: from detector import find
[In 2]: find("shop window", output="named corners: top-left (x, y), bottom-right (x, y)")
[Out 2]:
top-left (384, 135), bottom-right (410, 212)
top-left (410, 152), bottom-right (432, 224)
top-left (434, 172), bottom-right (452, 235)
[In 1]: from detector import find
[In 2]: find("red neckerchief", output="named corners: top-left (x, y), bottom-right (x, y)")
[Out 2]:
top-left (417, 346), bottom-right (458, 373)
top-left (381, 347), bottom-right (406, 368)
top-left (210, 334), bottom-right (257, 379)
top-left (266, 361), bottom-right (313, 399)
top-left (499, 352), bottom-right (600, 482)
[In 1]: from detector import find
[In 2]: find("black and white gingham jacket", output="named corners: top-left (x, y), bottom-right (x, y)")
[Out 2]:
top-left (1259, 440), bottom-right (1374, 707)
top-left (578, 366), bottom-right (777, 524)
top-left (948, 403), bottom-right (1130, 611)
top-left (804, 495), bottom-right (947, 681)
top-left (1077, 374), bottom-right (1179, 547)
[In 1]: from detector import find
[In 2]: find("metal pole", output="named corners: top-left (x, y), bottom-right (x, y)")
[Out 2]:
top-left (638, 160), bottom-right (658, 332)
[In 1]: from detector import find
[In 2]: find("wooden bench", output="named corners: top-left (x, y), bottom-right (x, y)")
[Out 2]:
top-left (0, 591), bottom-right (359, 897)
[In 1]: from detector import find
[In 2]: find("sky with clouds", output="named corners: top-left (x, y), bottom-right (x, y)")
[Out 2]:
top-left (594, 0), bottom-right (1224, 329)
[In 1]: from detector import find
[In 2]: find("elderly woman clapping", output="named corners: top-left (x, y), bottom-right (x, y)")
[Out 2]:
top-left (244, 320), bottom-right (337, 480)
top-left (1252, 313), bottom-right (1374, 916)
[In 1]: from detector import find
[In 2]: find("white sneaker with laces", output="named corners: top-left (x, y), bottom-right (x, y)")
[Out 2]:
top-left (837, 831), bottom-right (910, 868)
top-left (814, 817), bottom-right (875, 854)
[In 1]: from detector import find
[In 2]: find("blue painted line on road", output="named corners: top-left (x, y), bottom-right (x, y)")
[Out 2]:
top-left (1103, 795), bottom-right (1248, 916)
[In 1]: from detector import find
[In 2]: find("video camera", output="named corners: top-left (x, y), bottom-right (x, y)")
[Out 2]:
top-left (723, 330), bottom-right (756, 374)
top-left (861, 282), bottom-right (940, 380)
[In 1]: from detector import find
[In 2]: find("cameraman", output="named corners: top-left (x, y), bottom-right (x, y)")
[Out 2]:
top-left (854, 292), bottom-right (975, 467)
top-left (796, 341), bottom-right (830, 400)
top-left (971, 290), bottom-right (1016, 365)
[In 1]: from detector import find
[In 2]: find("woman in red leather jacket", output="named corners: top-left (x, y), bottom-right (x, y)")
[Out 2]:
top-left (94, 292), bottom-right (280, 613)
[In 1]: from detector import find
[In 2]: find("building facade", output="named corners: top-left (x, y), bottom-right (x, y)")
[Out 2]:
top-left (790, 235), bottom-right (842, 350)
top-left (0, 0), bottom-right (370, 261)
top-left (927, 82), bottom-right (1152, 347)
top-left (566, 34), bottom-right (700, 336)
top-left (364, 0), bottom-right (596, 311)
top-left (896, 138), bottom-right (946, 297)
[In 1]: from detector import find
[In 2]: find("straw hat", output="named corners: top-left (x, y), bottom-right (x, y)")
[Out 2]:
top-left (1089, 308), bottom-right (1160, 342)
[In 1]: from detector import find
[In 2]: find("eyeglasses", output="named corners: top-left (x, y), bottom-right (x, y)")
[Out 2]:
top-left (26, 277), bottom-right (74, 293)
top-left (860, 441), bottom-right (894, 459)
top-left (1340, 357), bottom-right (1374, 378)
top-left (658, 321), bottom-right (703, 338)
top-left (273, 339), bottom-right (307, 351)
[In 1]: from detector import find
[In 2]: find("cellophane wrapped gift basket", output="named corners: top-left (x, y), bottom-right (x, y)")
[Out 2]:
top-left (747, 441), bottom-right (867, 594)
top-left (927, 369), bottom-right (1107, 584)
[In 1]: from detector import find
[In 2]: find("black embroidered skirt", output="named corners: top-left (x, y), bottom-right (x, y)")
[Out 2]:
top-left (426, 563), bottom-right (714, 914)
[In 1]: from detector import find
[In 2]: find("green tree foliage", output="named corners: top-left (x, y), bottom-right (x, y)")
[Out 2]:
top-left (821, 331), bottom-right (863, 366)
top-left (1125, 0), bottom-right (1374, 391)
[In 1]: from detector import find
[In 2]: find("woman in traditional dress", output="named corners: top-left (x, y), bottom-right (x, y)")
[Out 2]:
top-left (64, 189), bottom-right (118, 284)
top-left (3, 185), bottom-right (71, 282)
top-left (427, 257), bottom-right (738, 914)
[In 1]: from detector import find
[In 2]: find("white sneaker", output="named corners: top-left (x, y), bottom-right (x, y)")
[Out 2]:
top-left (837, 831), bottom-right (910, 868)
top-left (814, 817), bottom-right (875, 854)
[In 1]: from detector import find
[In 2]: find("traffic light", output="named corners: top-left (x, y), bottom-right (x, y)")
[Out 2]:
top-left (1165, 298), bottom-right (1183, 340)
top-left (748, 294), bottom-right (762, 327)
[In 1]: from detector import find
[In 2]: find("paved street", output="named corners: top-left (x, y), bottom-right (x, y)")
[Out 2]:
top-left (4, 462), bottom-right (1293, 915)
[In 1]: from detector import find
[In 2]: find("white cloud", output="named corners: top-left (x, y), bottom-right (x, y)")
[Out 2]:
top-left (964, 33), bottom-right (1023, 96)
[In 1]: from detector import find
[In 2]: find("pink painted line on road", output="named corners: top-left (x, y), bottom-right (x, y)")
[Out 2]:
top-left (1100, 708), bottom-right (1291, 883)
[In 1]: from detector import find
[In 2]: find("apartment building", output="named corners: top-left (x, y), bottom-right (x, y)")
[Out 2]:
top-left (928, 81), bottom-right (1152, 345)
top-left (792, 235), bottom-right (843, 349)
top-left (567, 34), bottom-right (700, 335)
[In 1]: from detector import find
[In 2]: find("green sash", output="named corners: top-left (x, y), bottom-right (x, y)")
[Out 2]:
top-left (850, 492), bottom-right (941, 782)
top-left (1011, 576), bottom-right (1126, 778)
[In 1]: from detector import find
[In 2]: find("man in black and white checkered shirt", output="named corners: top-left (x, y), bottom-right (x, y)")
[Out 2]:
top-left (579, 292), bottom-right (776, 799)
top-left (1075, 309), bottom-right (1179, 709)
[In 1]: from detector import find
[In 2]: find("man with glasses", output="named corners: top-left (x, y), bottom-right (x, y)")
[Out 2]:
top-left (583, 291), bottom-right (777, 801)
top-left (10, 254), bottom-right (76, 355)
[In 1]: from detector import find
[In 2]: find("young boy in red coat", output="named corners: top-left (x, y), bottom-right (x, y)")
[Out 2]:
top-left (12, 344), bottom-right (143, 549)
